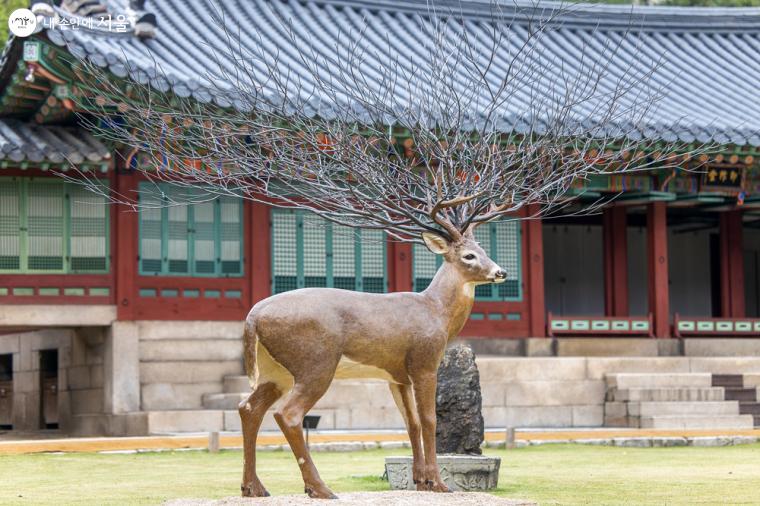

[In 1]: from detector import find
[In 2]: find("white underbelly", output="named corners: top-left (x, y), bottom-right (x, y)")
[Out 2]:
top-left (334, 356), bottom-right (397, 382)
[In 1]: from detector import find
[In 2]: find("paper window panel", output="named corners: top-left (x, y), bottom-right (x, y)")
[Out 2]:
top-left (302, 213), bottom-right (327, 287)
top-left (192, 200), bottom-right (216, 274)
top-left (219, 197), bottom-right (242, 275)
top-left (272, 210), bottom-right (298, 293)
top-left (166, 204), bottom-right (189, 274)
top-left (27, 184), bottom-right (64, 271)
top-left (361, 229), bottom-right (385, 292)
top-left (332, 224), bottom-right (356, 290)
top-left (69, 185), bottom-right (108, 271)
top-left (0, 181), bottom-right (20, 270)
top-left (139, 191), bottom-right (163, 274)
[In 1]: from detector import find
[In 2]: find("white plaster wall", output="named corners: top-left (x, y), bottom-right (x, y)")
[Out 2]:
top-left (543, 224), bottom-right (604, 316)
top-left (628, 226), bottom-right (648, 316)
top-left (668, 228), bottom-right (714, 317)
top-left (744, 227), bottom-right (760, 317)
top-left (629, 225), bottom-right (716, 318)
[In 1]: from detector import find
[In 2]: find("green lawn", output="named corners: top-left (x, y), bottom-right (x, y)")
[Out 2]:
top-left (1, 444), bottom-right (760, 505)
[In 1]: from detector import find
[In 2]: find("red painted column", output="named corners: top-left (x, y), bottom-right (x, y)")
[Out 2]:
top-left (250, 201), bottom-right (272, 304)
top-left (389, 240), bottom-right (413, 292)
top-left (647, 202), bottom-right (670, 337)
top-left (719, 210), bottom-right (745, 317)
top-left (525, 205), bottom-right (546, 337)
top-left (115, 171), bottom-right (138, 320)
top-left (603, 207), bottom-right (629, 317)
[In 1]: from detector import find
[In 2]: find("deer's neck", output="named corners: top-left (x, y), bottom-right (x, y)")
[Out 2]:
top-left (423, 262), bottom-right (475, 340)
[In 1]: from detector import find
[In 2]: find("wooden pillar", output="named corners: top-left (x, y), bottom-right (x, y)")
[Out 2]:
top-left (115, 171), bottom-right (138, 320)
top-left (719, 210), bottom-right (745, 318)
top-left (647, 202), bottom-right (669, 338)
top-left (389, 240), bottom-right (413, 292)
top-left (525, 205), bottom-right (546, 337)
top-left (603, 207), bottom-right (629, 317)
top-left (250, 201), bottom-right (271, 304)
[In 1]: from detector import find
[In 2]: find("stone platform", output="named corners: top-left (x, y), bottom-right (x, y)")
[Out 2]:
top-left (385, 455), bottom-right (501, 491)
top-left (164, 491), bottom-right (533, 505)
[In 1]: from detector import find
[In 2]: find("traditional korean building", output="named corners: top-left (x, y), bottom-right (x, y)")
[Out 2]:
top-left (1, 0), bottom-right (760, 434)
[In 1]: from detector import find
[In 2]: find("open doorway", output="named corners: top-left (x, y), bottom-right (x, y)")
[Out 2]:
top-left (668, 213), bottom-right (717, 317)
top-left (543, 217), bottom-right (605, 316)
top-left (744, 221), bottom-right (760, 317)
top-left (0, 354), bottom-right (11, 430)
top-left (39, 350), bottom-right (58, 430)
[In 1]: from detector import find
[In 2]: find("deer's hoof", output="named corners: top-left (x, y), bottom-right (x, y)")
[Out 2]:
top-left (426, 480), bottom-right (452, 493)
top-left (241, 483), bottom-right (270, 497)
top-left (305, 485), bottom-right (338, 499)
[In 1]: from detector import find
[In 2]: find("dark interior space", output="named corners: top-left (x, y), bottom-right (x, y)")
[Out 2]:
top-left (0, 354), bottom-right (12, 430)
top-left (39, 349), bottom-right (58, 430)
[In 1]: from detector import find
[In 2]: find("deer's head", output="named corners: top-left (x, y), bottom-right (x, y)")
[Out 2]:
top-left (422, 230), bottom-right (506, 285)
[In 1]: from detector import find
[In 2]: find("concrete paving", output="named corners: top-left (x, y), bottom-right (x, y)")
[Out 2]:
top-left (1, 427), bottom-right (758, 455)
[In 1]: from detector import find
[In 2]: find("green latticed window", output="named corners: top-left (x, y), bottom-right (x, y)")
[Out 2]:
top-left (412, 220), bottom-right (522, 300)
top-left (271, 209), bottom-right (387, 294)
top-left (138, 183), bottom-right (243, 277)
top-left (0, 178), bottom-right (109, 273)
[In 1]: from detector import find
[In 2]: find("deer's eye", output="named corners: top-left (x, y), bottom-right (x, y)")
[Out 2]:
top-left (463, 253), bottom-right (476, 260)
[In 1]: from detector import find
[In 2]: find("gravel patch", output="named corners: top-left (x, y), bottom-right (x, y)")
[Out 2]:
top-left (164, 491), bottom-right (535, 506)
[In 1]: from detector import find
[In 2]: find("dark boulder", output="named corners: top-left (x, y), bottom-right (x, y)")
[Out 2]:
top-left (436, 344), bottom-right (484, 455)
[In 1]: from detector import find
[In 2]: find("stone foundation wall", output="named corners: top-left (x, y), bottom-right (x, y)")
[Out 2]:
top-left (477, 356), bottom-right (760, 428)
top-left (137, 321), bottom-right (245, 410)
top-left (0, 328), bottom-right (107, 432)
top-left (68, 328), bottom-right (106, 418)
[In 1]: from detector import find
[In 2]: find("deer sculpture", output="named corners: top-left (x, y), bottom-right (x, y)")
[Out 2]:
top-left (239, 201), bottom-right (506, 499)
top-left (75, 2), bottom-right (690, 498)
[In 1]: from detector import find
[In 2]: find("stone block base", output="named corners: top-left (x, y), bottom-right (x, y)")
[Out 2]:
top-left (385, 455), bottom-right (500, 491)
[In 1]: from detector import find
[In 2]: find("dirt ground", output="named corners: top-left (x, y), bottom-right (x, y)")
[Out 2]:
top-left (164, 491), bottom-right (535, 506)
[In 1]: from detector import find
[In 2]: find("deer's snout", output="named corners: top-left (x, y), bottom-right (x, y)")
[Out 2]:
top-left (487, 266), bottom-right (507, 283)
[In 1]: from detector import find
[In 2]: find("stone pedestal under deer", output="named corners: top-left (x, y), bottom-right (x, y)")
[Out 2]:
top-left (239, 219), bottom-right (506, 499)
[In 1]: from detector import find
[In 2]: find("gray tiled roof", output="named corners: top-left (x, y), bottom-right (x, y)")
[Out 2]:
top-left (41, 0), bottom-right (760, 146)
top-left (0, 118), bottom-right (110, 165)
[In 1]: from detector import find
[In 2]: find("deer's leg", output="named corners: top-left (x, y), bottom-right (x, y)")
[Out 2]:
top-left (389, 383), bottom-right (425, 489)
top-left (239, 381), bottom-right (283, 497)
top-left (274, 378), bottom-right (337, 499)
top-left (412, 372), bottom-right (451, 493)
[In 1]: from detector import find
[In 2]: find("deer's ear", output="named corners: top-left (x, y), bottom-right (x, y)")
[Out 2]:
top-left (422, 232), bottom-right (450, 255)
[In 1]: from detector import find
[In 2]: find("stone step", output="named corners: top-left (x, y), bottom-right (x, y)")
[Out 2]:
top-left (611, 387), bottom-right (725, 402)
top-left (146, 403), bottom-right (407, 433)
top-left (218, 378), bottom-right (396, 410)
top-left (627, 401), bottom-right (739, 417)
top-left (146, 410), bottom-right (225, 434)
top-left (712, 374), bottom-right (744, 388)
top-left (606, 373), bottom-right (712, 389)
top-left (739, 402), bottom-right (760, 416)
top-left (639, 415), bottom-right (754, 429)
top-left (725, 388), bottom-right (757, 403)
top-left (223, 375), bottom-right (251, 393)
top-left (203, 392), bottom-right (248, 410)
top-left (145, 409), bottom-right (272, 433)
top-left (744, 374), bottom-right (760, 389)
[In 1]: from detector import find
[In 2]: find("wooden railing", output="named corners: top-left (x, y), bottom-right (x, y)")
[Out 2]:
top-left (547, 312), bottom-right (654, 337)
top-left (674, 314), bottom-right (760, 337)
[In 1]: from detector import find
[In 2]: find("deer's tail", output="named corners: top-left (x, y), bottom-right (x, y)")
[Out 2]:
top-left (242, 317), bottom-right (259, 389)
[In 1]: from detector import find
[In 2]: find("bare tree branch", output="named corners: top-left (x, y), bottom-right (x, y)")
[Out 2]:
top-left (65, 0), bottom-right (713, 243)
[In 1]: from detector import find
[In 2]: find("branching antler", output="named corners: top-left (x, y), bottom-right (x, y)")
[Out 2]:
top-left (66, 0), bottom-right (712, 243)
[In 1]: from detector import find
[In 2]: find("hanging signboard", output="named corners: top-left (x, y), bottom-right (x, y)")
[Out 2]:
top-left (701, 166), bottom-right (745, 192)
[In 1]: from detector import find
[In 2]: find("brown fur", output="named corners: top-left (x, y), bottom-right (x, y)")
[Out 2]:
top-left (238, 231), bottom-right (506, 498)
